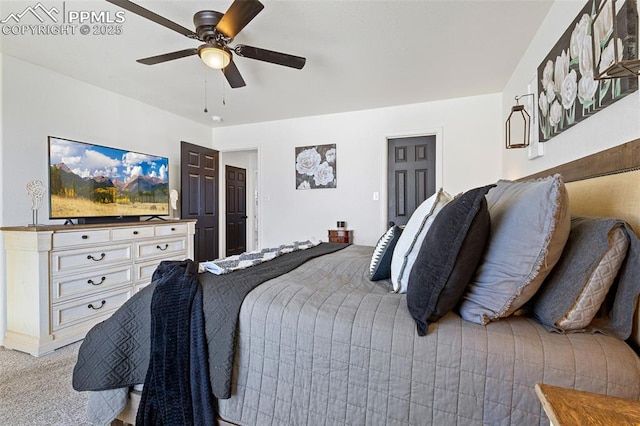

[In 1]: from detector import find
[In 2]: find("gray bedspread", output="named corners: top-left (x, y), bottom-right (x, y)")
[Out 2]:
top-left (217, 245), bottom-right (640, 425)
top-left (73, 242), bottom-right (348, 395)
top-left (73, 243), bottom-right (348, 424)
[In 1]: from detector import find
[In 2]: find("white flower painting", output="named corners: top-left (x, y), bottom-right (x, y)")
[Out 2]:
top-left (537, 0), bottom-right (638, 142)
top-left (295, 144), bottom-right (337, 189)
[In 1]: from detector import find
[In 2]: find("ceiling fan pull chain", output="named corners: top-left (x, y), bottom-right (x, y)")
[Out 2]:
top-left (222, 76), bottom-right (226, 106)
top-left (203, 78), bottom-right (208, 113)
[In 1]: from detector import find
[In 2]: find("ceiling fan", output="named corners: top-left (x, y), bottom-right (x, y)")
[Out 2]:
top-left (106, 0), bottom-right (306, 88)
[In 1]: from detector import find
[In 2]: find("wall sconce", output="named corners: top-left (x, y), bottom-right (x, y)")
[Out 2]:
top-left (591, 0), bottom-right (640, 79)
top-left (505, 93), bottom-right (534, 149)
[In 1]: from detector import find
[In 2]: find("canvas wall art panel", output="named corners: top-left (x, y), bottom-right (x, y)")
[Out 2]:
top-left (537, 0), bottom-right (638, 142)
top-left (295, 144), bottom-right (336, 189)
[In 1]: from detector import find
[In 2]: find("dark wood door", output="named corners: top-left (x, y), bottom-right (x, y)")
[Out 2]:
top-left (180, 141), bottom-right (219, 262)
top-left (388, 136), bottom-right (436, 227)
top-left (225, 165), bottom-right (247, 256)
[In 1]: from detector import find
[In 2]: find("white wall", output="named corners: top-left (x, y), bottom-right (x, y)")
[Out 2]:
top-left (502, 0), bottom-right (640, 179)
top-left (213, 94), bottom-right (503, 249)
top-left (0, 54), bottom-right (213, 345)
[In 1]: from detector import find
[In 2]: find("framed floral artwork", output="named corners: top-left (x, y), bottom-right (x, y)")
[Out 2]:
top-left (295, 144), bottom-right (336, 189)
top-left (537, 0), bottom-right (638, 142)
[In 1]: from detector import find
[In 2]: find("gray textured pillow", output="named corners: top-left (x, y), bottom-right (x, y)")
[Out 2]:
top-left (458, 175), bottom-right (570, 325)
top-left (530, 217), bottom-right (629, 331)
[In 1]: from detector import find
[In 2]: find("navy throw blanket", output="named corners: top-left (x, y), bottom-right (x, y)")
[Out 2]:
top-left (136, 260), bottom-right (215, 426)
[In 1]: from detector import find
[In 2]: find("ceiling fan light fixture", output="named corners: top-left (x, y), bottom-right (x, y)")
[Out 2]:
top-left (198, 45), bottom-right (231, 69)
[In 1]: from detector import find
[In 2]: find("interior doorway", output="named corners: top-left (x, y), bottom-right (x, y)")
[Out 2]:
top-left (225, 165), bottom-right (247, 256)
top-left (387, 135), bottom-right (437, 227)
top-left (219, 149), bottom-right (258, 255)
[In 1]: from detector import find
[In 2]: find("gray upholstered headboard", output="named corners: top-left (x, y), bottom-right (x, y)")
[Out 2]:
top-left (522, 138), bottom-right (640, 349)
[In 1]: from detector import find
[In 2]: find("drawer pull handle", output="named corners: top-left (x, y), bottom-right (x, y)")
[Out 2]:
top-left (88, 300), bottom-right (106, 310)
top-left (133, 231), bottom-right (139, 235)
top-left (82, 235), bottom-right (89, 240)
top-left (87, 276), bottom-right (106, 286)
top-left (157, 244), bottom-right (169, 251)
top-left (87, 253), bottom-right (106, 261)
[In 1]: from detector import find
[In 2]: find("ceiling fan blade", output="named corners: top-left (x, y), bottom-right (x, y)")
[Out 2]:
top-left (106, 0), bottom-right (198, 39)
top-left (234, 45), bottom-right (306, 69)
top-left (137, 49), bottom-right (198, 65)
top-left (222, 60), bottom-right (246, 88)
top-left (216, 0), bottom-right (264, 38)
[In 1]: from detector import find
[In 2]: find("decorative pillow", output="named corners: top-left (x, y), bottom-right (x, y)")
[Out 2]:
top-left (369, 225), bottom-right (403, 281)
top-left (458, 174), bottom-right (570, 325)
top-left (529, 217), bottom-right (629, 331)
top-left (407, 185), bottom-right (493, 335)
top-left (390, 189), bottom-right (453, 293)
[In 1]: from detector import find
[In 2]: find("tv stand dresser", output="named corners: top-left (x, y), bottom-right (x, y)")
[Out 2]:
top-left (1, 219), bottom-right (196, 356)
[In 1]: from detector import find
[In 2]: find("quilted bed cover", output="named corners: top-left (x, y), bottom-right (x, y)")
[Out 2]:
top-left (217, 245), bottom-right (640, 425)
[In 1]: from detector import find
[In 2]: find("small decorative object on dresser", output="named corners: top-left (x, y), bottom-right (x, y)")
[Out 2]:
top-left (328, 229), bottom-right (352, 243)
top-left (169, 189), bottom-right (179, 218)
top-left (26, 179), bottom-right (46, 226)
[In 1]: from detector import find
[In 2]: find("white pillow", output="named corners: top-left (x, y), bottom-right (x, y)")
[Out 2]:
top-left (390, 189), bottom-right (452, 293)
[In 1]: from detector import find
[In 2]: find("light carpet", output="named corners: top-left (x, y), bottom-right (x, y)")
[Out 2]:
top-left (0, 342), bottom-right (90, 425)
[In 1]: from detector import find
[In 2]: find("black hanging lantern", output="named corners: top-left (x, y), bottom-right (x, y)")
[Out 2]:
top-left (505, 94), bottom-right (533, 149)
top-left (591, 0), bottom-right (640, 79)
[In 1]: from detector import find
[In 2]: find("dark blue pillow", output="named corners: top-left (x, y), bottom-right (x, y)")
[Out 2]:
top-left (369, 225), bottom-right (403, 281)
top-left (407, 185), bottom-right (493, 335)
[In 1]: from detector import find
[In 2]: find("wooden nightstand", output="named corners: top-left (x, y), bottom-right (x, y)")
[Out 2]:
top-left (535, 383), bottom-right (640, 425)
top-left (328, 229), bottom-right (353, 244)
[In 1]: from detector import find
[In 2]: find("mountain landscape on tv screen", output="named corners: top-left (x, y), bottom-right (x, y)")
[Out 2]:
top-left (49, 162), bottom-right (169, 218)
top-left (48, 137), bottom-right (170, 219)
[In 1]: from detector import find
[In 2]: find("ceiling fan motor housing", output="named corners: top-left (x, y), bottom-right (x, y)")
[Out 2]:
top-left (194, 10), bottom-right (226, 44)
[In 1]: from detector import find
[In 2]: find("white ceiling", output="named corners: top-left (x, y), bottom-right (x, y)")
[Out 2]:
top-left (0, 0), bottom-right (553, 128)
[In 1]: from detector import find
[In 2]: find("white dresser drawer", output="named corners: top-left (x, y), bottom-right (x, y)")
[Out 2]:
top-left (112, 226), bottom-right (155, 241)
top-left (135, 237), bottom-right (187, 261)
top-left (52, 287), bottom-right (132, 331)
top-left (51, 265), bottom-right (133, 302)
top-left (135, 255), bottom-right (187, 285)
top-left (155, 223), bottom-right (188, 237)
top-left (53, 229), bottom-right (111, 248)
top-left (51, 244), bottom-right (133, 275)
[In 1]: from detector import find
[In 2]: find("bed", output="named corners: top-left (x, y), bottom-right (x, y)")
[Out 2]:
top-left (72, 139), bottom-right (640, 425)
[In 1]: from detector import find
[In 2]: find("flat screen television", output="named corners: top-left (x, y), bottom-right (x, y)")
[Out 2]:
top-left (48, 136), bottom-right (170, 223)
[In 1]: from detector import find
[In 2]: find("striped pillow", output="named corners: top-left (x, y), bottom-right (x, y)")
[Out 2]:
top-left (390, 189), bottom-right (453, 293)
top-left (369, 225), bottom-right (403, 281)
